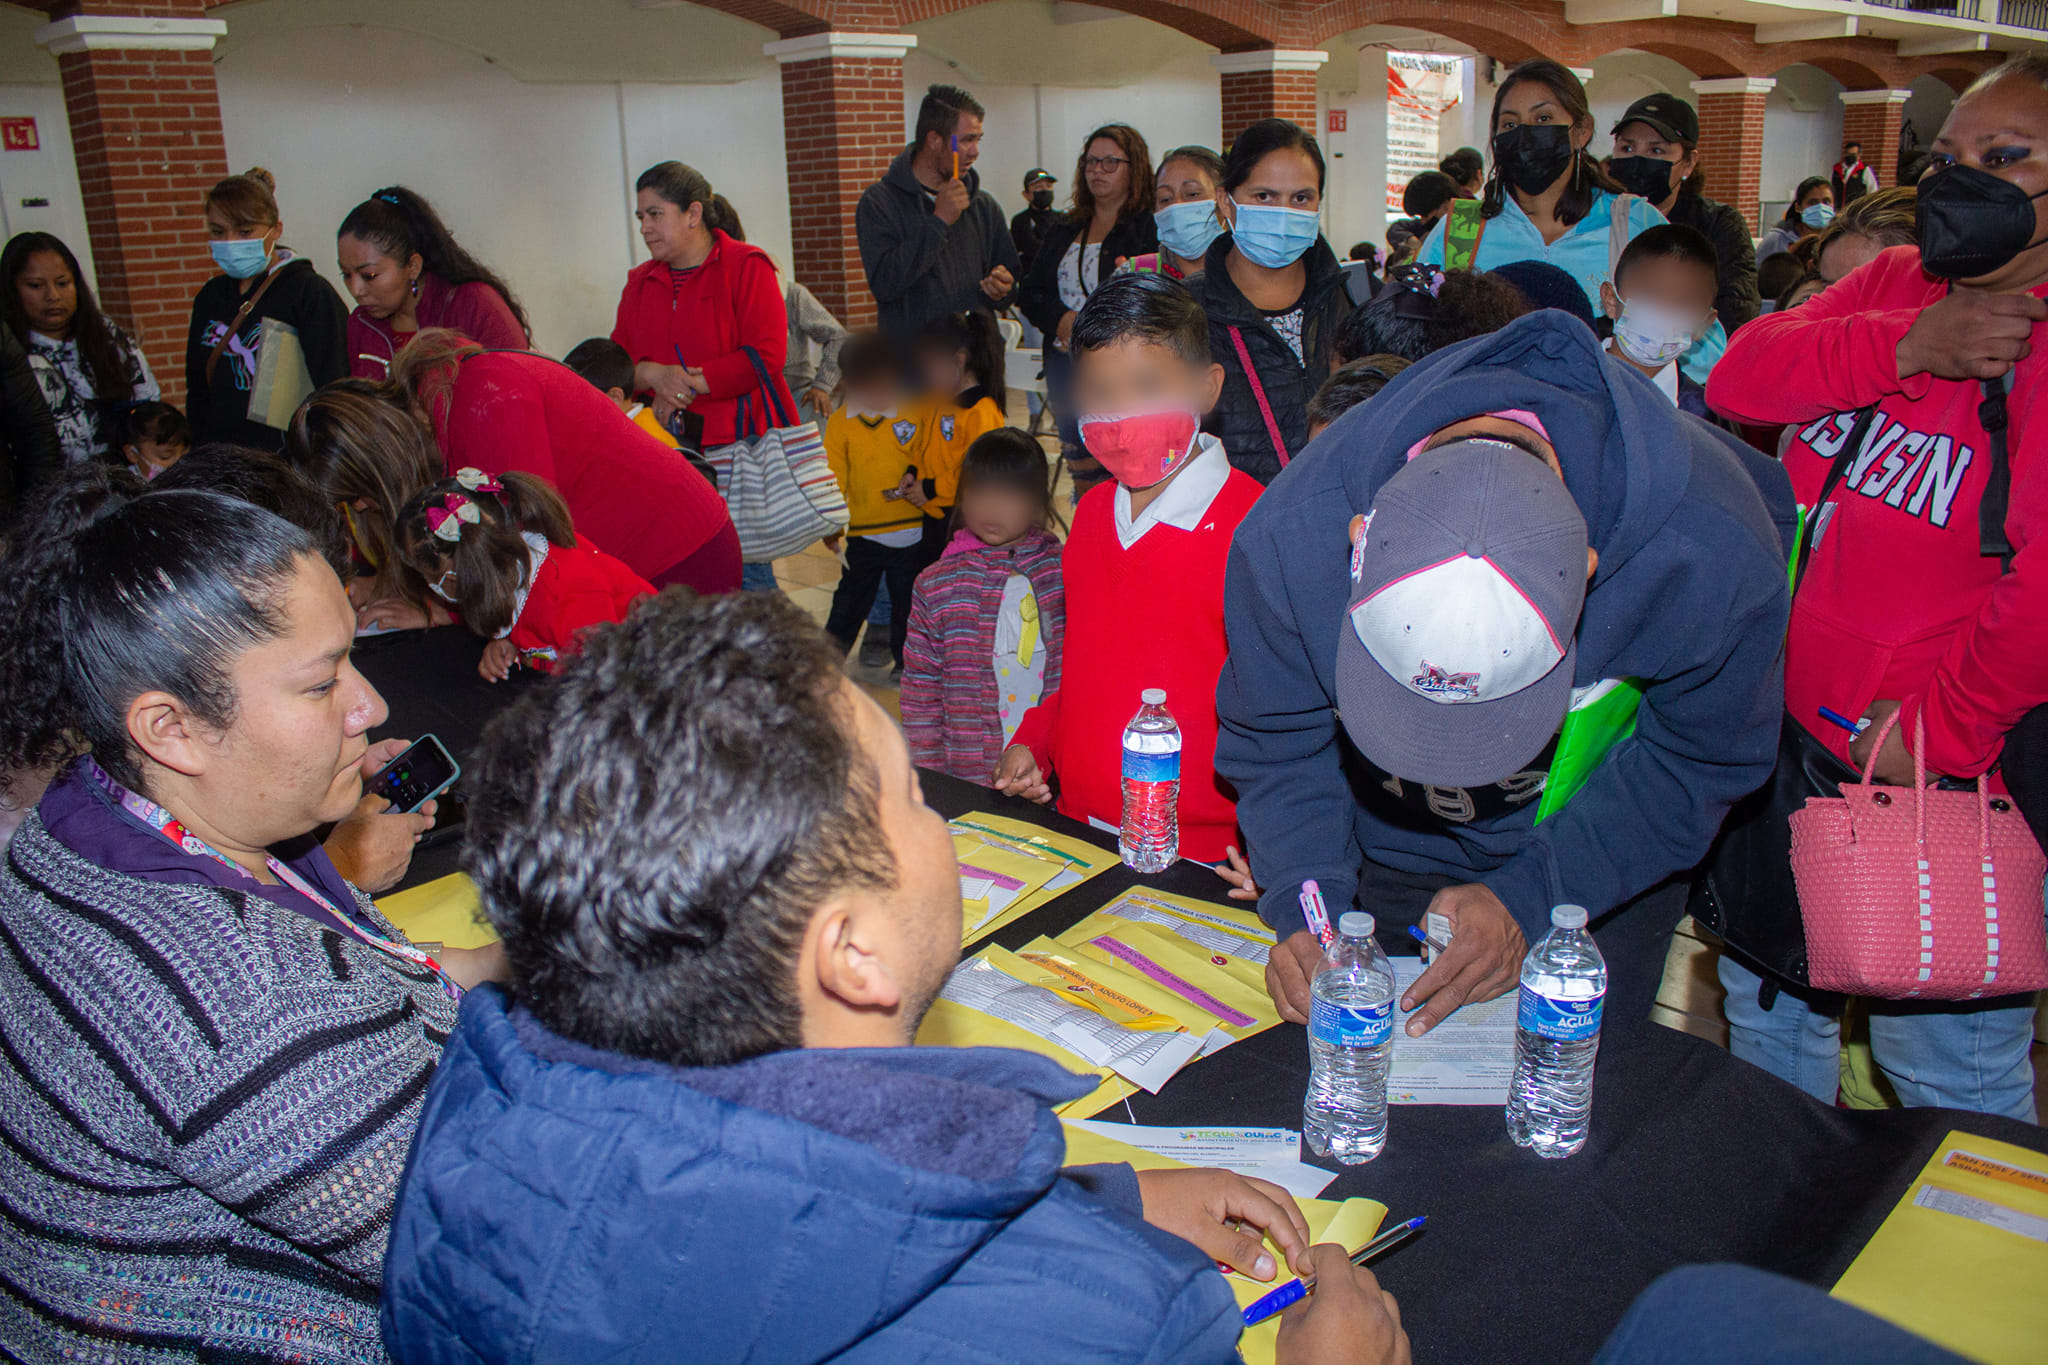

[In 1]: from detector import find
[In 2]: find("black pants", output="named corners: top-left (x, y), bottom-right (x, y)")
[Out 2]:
top-left (825, 537), bottom-right (918, 665)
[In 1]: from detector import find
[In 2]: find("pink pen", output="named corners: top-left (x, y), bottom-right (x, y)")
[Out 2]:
top-left (1299, 879), bottom-right (1333, 949)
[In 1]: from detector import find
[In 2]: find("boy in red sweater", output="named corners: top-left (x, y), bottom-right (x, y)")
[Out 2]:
top-left (996, 273), bottom-right (1261, 863)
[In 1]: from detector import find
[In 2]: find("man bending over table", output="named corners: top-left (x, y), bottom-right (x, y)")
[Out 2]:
top-left (379, 589), bottom-right (1405, 1364)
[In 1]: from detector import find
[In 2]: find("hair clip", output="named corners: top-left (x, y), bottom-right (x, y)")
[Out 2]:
top-left (375, 191), bottom-right (403, 206)
top-left (452, 467), bottom-right (503, 495)
top-left (427, 494), bottom-right (482, 542)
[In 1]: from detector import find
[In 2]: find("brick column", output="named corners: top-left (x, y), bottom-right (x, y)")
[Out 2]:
top-left (1839, 89), bottom-right (1912, 188)
top-left (1212, 50), bottom-right (1329, 146)
top-left (1690, 76), bottom-right (1775, 234)
top-left (766, 32), bottom-right (917, 330)
top-left (34, 8), bottom-right (230, 408)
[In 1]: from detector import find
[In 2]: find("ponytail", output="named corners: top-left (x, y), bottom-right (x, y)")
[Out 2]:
top-left (338, 186), bottom-right (531, 340)
top-left (0, 465), bottom-right (315, 787)
top-left (635, 162), bottom-right (742, 238)
top-left (917, 310), bottom-right (1006, 412)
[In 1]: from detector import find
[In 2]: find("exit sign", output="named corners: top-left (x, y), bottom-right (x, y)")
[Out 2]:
top-left (1, 118), bottom-right (37, 151)
top-left (1327, 109), bottom-right (1347, 134)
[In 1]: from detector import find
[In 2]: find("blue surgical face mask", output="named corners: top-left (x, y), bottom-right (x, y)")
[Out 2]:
top-left (1155, 200), bottom-right (1224, 262)
top-left (1229, 200), bottom-right (1321, 270)
top-left (210, 236), bottom-right (271, 280)
top-left (1800, 202), bottom-right (1836, 230)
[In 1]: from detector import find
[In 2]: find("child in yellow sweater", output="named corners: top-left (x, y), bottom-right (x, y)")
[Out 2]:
top-left (822, 331), bottom-right (928, 671)
top-left (907, 311), bottom-right (1007, 571)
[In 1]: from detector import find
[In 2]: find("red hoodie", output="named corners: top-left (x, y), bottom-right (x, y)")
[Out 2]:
top-left (609, 231), bottom-right (795, 447)
top-left (1707, 245), bottom-right (2048, 779)
top-left (425, 350), bottom-right (733, 584)
top-left (347, 272), bottom-right (527, 379)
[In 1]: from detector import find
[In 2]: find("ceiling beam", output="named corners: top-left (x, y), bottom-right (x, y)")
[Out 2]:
top-left (1564, 0), bottom-right (1677, 23)
top-left (1755, 15), bottom-right (1859, 43)
top-left (1896, 32), bottom-right (1990, 56)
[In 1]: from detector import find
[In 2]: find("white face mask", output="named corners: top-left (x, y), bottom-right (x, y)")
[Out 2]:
top-left (1611, 296), bottom-right (1704, 366)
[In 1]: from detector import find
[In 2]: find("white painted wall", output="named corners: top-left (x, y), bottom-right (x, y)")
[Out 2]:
top-left (1761, 64), bottom-right (1846, 224)
top-left (0, 83), bottom-right (94, 284)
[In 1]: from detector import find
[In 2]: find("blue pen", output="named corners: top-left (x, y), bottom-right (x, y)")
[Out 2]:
top-left (1407, 923), bottom-right (1450, 955)
top-left (1242, 1216), bottom-right (1427, 1327)
top-left (1817, 706), bottom-right (1871, 739)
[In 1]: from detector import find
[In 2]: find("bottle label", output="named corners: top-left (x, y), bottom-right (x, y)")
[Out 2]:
top-left (1518, 985), bottom-right (1604, 1041)
top-left (1122, 749), bottom-right (1180, 783)
top-left (1310, 995), bottom-right (1392, 1048)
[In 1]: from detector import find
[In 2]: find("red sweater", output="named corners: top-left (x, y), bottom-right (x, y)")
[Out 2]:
top-left (427, 351), bottom-right (733, 583)
top-left (508, 539), bottom-right (655, 672)
top-left (609, 232), bottom-right (795, 447)
top-left (347, 273), bottom-right (527, 379)
top-left (1010, 472), bottom-right (1262, 862)
top-left (1707, 244), bottom-right (2048, 779)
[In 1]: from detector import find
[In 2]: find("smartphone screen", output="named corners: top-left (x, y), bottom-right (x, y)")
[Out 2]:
top-left (368, 736), bottom-right (460, 814)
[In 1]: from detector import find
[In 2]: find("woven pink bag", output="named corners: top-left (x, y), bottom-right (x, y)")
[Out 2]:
top-left (1789, 711), bottom-right (2048, 999)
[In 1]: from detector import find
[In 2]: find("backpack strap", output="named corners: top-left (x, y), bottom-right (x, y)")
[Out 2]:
top-left (1979, 374), bottom-right (2016, 572)
top-left (1227, 325), bottom-right (1290, 470)
top-left (1789, 404), bottom-right (1881, 598)
top-left (204, 266), bottom-right (286, 386)
top-left (1442, 198), bottom-right (1486, 273)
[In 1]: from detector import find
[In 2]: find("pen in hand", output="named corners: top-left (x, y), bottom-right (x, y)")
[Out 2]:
top-left (1817, 706), bottom-right (1871, 739)
top-left (1406, 923), bottom-right (1450, 956)
top-left (1240, 1215), bottom-right (1428, 1327)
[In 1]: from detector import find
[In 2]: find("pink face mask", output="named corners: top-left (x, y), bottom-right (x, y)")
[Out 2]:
top-left (1078, 409), bottom-right (1201, 489)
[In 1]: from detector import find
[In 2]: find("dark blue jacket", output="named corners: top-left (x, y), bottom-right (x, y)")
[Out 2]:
top-left (381, 987), bottom-right (1242, 1363)
top-left (1217, 312), bottom-right (1794, 941)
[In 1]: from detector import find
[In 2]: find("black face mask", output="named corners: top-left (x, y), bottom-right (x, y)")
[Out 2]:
top-left (1031, 189), bottom-right (1054, 211)
top-left (1918, 162), bottom-right (2048, 280)
top-left (1492, 123), bottom-right (1576, 197)
top-left (1608, 154), bottom-right (1677, 203)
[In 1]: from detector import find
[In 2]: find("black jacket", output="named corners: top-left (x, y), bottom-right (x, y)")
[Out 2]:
top-left (856, 148), bottom-right (1022, 341)
top-left (1011, 205), bottom-right (1058, 277)
top-left (1186, 233), bottom-right (1352, 485)
top-left (0, 322), bottom-right (61, 526)
top-left (184, 255), bottom-right (348, 452)
top-left (1667, 194), bottom-right (1760, 335)
top-left (1018, 213), bottom-right (1159, 338)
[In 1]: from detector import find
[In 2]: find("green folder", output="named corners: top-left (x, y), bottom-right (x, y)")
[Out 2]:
top-left (1536, 678), bottom-right (1643, 823)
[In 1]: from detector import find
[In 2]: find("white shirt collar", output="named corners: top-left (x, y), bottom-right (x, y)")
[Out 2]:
top-left (1113, 433), bottom-right (1230, 549)
top-left (1603, 337), bottom-right (1680, 407)
top-left (495, 531), bottom-right (552, 639)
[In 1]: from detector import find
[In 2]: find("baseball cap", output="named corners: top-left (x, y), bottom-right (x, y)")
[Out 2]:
top-left (1611, 93), bottom-right (1698, 145)
top-left (1024, 167), bottom-right (1058, 188)
top-left (1334, 439), bottom-right (1589, 788)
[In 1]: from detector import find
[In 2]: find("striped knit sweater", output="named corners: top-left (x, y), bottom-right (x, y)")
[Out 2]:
top-left (0, 811), bottom-right (458, 1362)
top-left (900, 527), bottom-right (1066, 783)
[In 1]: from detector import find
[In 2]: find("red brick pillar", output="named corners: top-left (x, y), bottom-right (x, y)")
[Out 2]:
top-left (1213, 50), bottom-right (1329, 146)
top-left (1690, 76), bottom-right (1775, 234)
top-left (766, 32), bottom-right (917, 330)
top-left (1839, 89), bottom-right (1912, 189)
top-left (34, 5), bottom-right (230, 408)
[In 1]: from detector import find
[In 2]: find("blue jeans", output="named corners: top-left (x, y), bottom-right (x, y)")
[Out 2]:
top-left (1719, 957), bottom-right (2037, 1120)
top-left (868, 578), bottom-right (891, 628)
top-left (1594, 1264), bottom-right (1967, 1364)
top-left (740, 562), bottom-right (778, 594)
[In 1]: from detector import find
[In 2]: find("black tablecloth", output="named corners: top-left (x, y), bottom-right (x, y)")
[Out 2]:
top-left (358, 627), bottom-right (2047, 1365)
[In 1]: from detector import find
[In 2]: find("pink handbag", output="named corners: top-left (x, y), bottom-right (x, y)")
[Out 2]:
top-left (1790, 711), bottom-right (2048, 999)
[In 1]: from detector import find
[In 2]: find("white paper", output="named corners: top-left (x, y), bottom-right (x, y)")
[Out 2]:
top-left (942, 957), bottom-right (1202, 1092)
top-left (1387, 958), bottom-right (1518, 1105)
top-left (1098, 893), bottom-right (1273, 966)
top-left (1914, 1185), bottom-right (2048, 1245)
top-left (1066, 1119), bottom-right (1339, 1197)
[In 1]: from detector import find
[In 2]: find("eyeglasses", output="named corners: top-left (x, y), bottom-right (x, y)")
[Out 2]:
top-left (1083, 156), bottom-right (1130, 172)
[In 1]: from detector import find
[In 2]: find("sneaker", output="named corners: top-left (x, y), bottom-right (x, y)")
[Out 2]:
top-left (859, 631), bottom-right (892, 670)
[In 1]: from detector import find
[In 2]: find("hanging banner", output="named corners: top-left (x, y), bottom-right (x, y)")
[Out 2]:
top-left (1386, 52), bottom-right (1466, 217)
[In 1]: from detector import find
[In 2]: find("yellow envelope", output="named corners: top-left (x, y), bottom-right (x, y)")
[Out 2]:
top-left (915, 995), bottom-right (1131, 1117)
top-left (1832, 1132), bottom-right (2048, 1364)
top-left (951, 812), bottom-right (1115, 945)
top-left (1059, 893), bottom-right (1278, 1043)
top-left (1014, 937), bottom-right (1217, 1036)
top-left (1060, 1120), bottom-right (1388, 1365)
top-left (375, 872), bottom-right (498, 950)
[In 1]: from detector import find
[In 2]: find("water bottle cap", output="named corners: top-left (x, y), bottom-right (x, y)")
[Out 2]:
top-left (1141, 688), bottom-right (1167, 705)
top-left (1338, 911), bottom-right (1374, 938)
top-left (1551, 904), bottom-right (1589, 929)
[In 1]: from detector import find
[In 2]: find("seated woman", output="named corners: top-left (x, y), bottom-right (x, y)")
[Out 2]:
top-left (0, 467), bottom-right (498, 1360)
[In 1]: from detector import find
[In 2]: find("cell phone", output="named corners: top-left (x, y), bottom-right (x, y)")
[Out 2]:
top-left (882, 487), bottom-right (906, 500)
top-left (367, 735), bottom-right (461, 814)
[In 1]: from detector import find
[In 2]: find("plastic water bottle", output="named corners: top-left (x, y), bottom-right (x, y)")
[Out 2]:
top-left (1505, 904), bottom-right (1607, 1159)
top-left (1119, 689), bottom-right (1180, 873)
top-left (1304, 911), bottom-right (1396, 1164)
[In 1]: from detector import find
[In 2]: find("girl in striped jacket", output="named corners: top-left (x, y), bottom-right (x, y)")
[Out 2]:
top-left (901, 429), bottom-right (1066, 782)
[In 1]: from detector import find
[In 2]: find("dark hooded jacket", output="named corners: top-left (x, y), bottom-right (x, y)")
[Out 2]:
top-left (381, 987), bottom-right (1242, 1363)
top-left (1187, 232), bottom-right (1353, 485)
top-left (1216, 312), bottom-right (1794, 941)
top-left (857, 147), bottom-right (1023, 341)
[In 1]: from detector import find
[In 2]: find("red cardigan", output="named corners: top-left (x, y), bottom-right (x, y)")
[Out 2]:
top-left (1010, 474), bottom-right (1262, 862)
top-left (1709, 244), bottom-right (2048, 779)
top-left (347, 273), bottom-right (527, 379)
top-left (900, 528), bottom-right (1066, 782)
top-left (508, 539), bottom-right (655, 672)
top-left (427, 351), bottom-right (733, 583)
top-left (609, 232), bottom-right (795, 447)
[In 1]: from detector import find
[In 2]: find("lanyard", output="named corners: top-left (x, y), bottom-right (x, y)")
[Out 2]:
top-left (87, 761), bottom-right (462, 1000)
